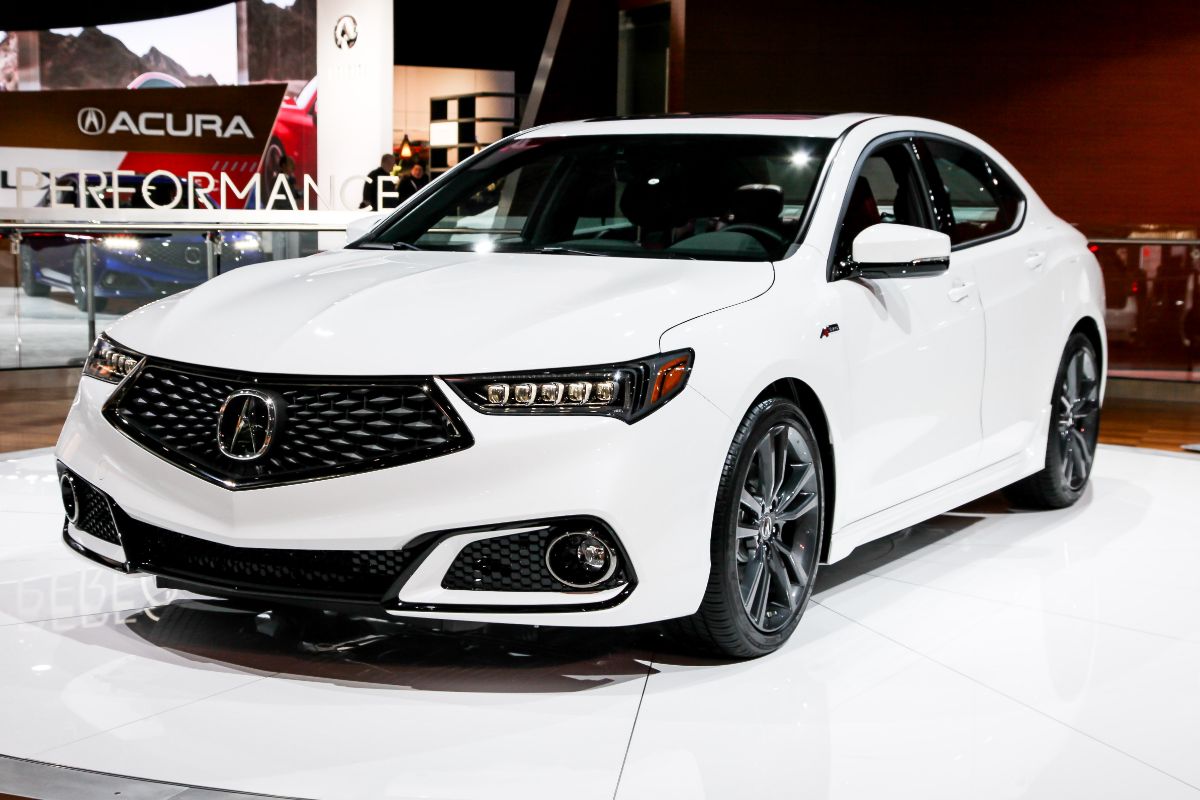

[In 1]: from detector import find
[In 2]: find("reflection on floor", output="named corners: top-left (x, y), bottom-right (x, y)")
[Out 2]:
top-left (2, 445), bottom-right (1200, 799)
top-left (1100, 396), bottom-right (1200, 452)
top-left (0, 368), bottom-right (78, 453)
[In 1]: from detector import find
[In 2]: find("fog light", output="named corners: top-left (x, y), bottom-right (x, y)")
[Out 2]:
top-left (545, 531), bottom-right (618, 589)
top-left (60, 473), bottom-right (79, 525)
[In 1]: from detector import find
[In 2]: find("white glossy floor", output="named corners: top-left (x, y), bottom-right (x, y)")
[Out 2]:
top-left (2, 445), bottom-right (1200, 799)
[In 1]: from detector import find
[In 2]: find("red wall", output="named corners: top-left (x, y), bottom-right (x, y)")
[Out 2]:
top-left (669, 0), bottom-right (1200, 232)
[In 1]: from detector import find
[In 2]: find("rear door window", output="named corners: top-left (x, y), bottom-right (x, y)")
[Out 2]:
top-left (923, 139), bottom-right (1024, 246)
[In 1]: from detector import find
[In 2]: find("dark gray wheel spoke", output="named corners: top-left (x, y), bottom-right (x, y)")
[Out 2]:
top-left (740, 487), bottom-right (763, 515)
top-left (774, 461), bottom-right (814, 515)
top-left (741, 549), bottom-right (766, 607)
top-left (1069, 428), bottom-right (1092, 469)
top-left (754, 437), bottom-right (777, 503)
top-left (776, 491), bottom-right (817, 522)
top-left (771, 538), bottom-right (808, 589)
top-left (766, 551), bottom-right (796, 611)
top-left (751, 553), bottom-right (772, 625)
top-left (736, 523), bottom-right (760, 540)
top-left (771, 427), bottom-right (789, 505)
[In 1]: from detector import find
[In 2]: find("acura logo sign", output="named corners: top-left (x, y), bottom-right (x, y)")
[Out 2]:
top-left (78, 107), bottom-right (107, 135)
top-left (217, 389), bottom-right (283, 461)
top-left (75, 107), bottom-right (253, 139)
top-left (334, 15), bottom-right (358, 49)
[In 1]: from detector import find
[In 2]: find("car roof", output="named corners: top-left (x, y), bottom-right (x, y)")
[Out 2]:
top-left (518, 112), bottom-right (881, 140)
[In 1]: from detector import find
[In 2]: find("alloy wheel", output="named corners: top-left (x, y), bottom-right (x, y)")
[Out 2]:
top-left (735, 422), bottom-right (821, 632)
top-left (1056, 346), bottom-right (1100, 491)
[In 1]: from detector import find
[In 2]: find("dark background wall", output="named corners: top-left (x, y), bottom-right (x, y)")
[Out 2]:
top-left (668, 0), bottom-right (1200, 231)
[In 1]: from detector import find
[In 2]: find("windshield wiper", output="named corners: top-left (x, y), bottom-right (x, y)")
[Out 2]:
top-left (354, 241), bottom-right (423, 251)
top-left (533, 245), bottom-right (609, 257)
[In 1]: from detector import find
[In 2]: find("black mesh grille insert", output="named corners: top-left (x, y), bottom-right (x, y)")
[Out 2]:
top-left (105, 362), bottom-right (472, 488)
top-left (442, 529), bottom-right (629, 593)
top-left (73, 478), bottom-right (121, 546)
top-left (118, 518), bottom-right (421, 602)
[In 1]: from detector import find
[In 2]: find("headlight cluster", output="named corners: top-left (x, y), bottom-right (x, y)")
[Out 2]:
top-left (83, 335), bottom-right (143, 384)
top-left (101, 235), bottom-right (141, 252)
top-left (445, 349), bottom-right (693, 423)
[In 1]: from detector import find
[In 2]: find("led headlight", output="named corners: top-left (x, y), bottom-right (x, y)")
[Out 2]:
top-left (445, 349), bottom-right (693, 423)
top-left (102, 235), bottom-right (141, 252)
top-left (230, 234), bottom-right (261, 252)
top-left (83, 335), bottom-right (144, 384)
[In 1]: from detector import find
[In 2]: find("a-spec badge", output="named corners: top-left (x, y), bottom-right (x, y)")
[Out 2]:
top-left (820, 323), bottom-right (841, 339)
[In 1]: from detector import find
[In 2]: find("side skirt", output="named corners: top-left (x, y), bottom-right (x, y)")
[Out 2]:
top-left (825, 447), bottom-right (1041, 563)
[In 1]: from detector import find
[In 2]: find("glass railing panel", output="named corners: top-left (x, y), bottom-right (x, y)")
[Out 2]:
top-left (3, 226), bottom-right (335, 369)
top-left (1092, 240), bottom-right (1200, 382)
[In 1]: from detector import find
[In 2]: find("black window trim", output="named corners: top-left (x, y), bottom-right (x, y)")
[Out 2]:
top-left (823, 131), bottom-right (938, 282)
top-left (916, 133), bottom-right (1027, 253)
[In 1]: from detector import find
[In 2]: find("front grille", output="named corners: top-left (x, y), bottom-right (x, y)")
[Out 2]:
top-left (72, 477), bottom-right (121, 546)
top-left (442, 529), bottom-right (629, 593)
top-left (117, 515), bottom-right (423, 602)
top-left (105, 361), bottom-right (472, 488)
top-left (131, 238), bottom-right (208, 274)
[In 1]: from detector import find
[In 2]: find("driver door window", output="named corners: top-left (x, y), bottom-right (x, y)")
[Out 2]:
top-left (833, 140), bottom-right (932, 267)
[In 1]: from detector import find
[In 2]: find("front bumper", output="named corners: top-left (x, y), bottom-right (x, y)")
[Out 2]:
top-left (56, 375), bottom-right (732, 626)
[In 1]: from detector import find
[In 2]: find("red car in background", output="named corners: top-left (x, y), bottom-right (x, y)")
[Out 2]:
top-left (267, 77), bottom-right (317, 181)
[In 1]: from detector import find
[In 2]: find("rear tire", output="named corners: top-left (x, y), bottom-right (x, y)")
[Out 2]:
top-left (671, 397), bottom-right (825, 658)
top-left (1005, 332), bottom-right (1101, 509)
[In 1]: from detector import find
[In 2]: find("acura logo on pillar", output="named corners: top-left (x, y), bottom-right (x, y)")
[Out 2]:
top-left (77, 107), bottom-right (107, 135)
top-left (334, 15), bottom-right (358, 49)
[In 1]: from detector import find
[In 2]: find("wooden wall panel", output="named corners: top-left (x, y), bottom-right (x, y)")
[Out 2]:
top-left (669, 1), bottom-right (1200, 231)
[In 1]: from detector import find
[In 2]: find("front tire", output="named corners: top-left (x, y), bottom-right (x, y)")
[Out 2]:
top-left (673, 398), bottom-right (824, 658)
top-left (72, 247), bottom-right (107, 313)
top-left (1005, 332), bottom-right (1101, 509)
top-left (19, 248), bottom-right (50, 297)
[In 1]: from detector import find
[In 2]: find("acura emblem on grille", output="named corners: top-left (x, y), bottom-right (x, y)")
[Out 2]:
top-left (216, 389), bottom-right (282, 461)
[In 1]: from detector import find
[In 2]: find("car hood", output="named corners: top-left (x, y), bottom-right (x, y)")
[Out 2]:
top-left (105, 249), bottom-right (774, 375)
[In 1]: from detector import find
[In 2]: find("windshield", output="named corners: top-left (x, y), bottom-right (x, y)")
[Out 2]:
top-left (366, 134), bottom-right (833, 261)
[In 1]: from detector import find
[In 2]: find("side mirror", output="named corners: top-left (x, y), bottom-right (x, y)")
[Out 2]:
top-left (841, 223), bottom-right (951, 279)
top-left (345, 211), bottom-right (390, 246)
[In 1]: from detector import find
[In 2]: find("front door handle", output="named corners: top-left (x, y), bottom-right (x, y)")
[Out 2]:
top-left (947, 280), bottom-right (974, 303)
top-left (1025, 250), bottom-right (1047, 270)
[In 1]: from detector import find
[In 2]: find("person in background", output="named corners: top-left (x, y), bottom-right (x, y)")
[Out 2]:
top-left (268, 155), bottom-right (299, 210)
top-left (397, 162), bottom-right (431, 205)
top-left (1182, 250), bottom-right (1200, 375)
top-left (360, 153), bottom-right (398, 210)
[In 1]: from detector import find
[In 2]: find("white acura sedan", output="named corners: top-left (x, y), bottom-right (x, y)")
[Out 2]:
top-left (57, 114), bottom-right (1105, 657)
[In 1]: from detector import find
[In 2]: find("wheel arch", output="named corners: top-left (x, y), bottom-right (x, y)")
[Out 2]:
top-left (1070, 315), bottom-right (1105, 370)
top-left (749, 378), bottom-right (837, 563)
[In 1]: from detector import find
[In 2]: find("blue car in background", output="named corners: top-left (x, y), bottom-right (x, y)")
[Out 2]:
top-left (20, 174), bottom-right (266, 312)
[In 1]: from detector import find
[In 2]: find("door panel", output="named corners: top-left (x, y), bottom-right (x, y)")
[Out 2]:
top-left (969, 225), bottom-right (1066, 463)
top-left (829, 139), bottom-right (986, 521)
top-left (918, 137), bottom-right (1059, 464)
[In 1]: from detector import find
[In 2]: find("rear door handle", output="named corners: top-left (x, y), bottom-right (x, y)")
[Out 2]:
top-left (947, 280), bottom-right (974, 303)
top-left (1025, 250), bottom-right (1047, 270)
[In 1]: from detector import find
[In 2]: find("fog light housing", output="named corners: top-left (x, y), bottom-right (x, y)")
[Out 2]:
top-left (545, 530), bottom-right (618, 589)
top-left (60, 473), bottom-right (79, 525)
